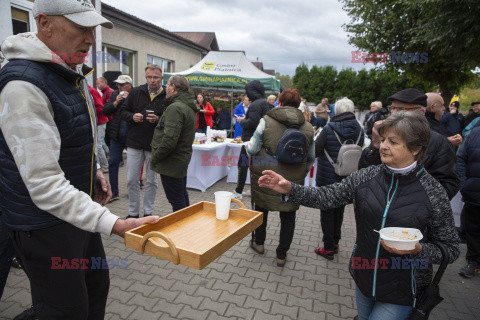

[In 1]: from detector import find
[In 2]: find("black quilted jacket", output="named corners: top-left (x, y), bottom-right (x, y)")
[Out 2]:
top-left (287, 164), bottom-right (460, 306)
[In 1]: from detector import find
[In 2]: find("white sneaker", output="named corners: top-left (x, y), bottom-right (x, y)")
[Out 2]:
top-left (242, 190), bottom-right (251, 197)
top-left (232, 191), bottom-right (243, 200)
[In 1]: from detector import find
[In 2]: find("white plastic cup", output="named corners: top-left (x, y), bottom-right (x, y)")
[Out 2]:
top-left (214, 191), bottom-right (232, 220)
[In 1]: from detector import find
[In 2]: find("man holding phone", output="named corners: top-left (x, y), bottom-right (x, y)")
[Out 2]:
top-left (120, 64), bottom-right (166, 218)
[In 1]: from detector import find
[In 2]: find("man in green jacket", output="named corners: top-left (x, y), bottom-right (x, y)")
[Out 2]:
top-left (151, 75), bottom-right (198, 212)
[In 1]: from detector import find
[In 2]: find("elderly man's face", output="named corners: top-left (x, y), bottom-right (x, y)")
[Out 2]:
top-left (117, 82), bottom-right (132, 93)
top-left (96, 79), bottom-right (106, 90)
top-left (42, 15), bottom-right (95, 67)
top-left (389, 100), bottom-right (424, 114)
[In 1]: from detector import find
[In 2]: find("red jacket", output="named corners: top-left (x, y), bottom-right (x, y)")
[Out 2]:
top-left (101, 85), bottom-right (114, 105)
top-left (88, 85), bottom-right (109, 125)
top-left (196, 102), bottom-right (215, 129)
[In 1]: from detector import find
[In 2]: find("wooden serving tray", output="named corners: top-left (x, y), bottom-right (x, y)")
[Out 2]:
top-left (124, 200), bottom-right (263, 270)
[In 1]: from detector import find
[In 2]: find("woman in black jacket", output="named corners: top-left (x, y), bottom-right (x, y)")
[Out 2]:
top-left (314, 98), bottom-right (364, 259)
top-left (259, 111), bottom-right (459, 320)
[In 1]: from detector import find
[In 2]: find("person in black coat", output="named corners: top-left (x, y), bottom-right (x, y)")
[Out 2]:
top-left (457, 126), bottom-right (480, 278)
top-left (314, 98), bottom-right (364, 260)
top-left (359, 88), bottom-right (459, 200)
top-left (103, 75), bottom-right (133, 200)
top-left (441, 101), bottom-right (465, 136)
top-left (233, 80), bottom-right (272, 199)
top-left (363, 101), bottom-right (388, 139)
top-left (120, 65), bottom-right (166, 218)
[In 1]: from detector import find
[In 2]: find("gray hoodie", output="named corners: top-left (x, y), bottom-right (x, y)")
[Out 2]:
top-left (0, 32), bottom-right (118, 235)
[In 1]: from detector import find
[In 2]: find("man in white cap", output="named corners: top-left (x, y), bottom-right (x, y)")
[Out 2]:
top-left (0, 0), bottom-right (158, 318)
top-left (103, 75), bottom-right (133, 202)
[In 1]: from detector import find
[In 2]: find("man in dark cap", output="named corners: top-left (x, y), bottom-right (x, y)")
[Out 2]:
top-left (465, 101), bottom-right (480, 126)
top-left (359, 88), bottom-right (459, 199)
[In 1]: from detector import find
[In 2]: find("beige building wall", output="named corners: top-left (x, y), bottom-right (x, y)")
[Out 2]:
top-left (102, 24), bottom-right (202, 86)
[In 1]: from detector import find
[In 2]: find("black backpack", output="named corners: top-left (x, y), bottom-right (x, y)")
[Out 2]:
top-left (266, 125), bottom-right (308, 164)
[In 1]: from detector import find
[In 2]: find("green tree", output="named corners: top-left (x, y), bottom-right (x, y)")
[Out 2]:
top-left (292, 63), bottom-right (310, 98)
top-left (342, 0), bottom-right (480, 107)
top-left (334, 68), bottom-right (356, 99)
top-left (275, 73), bottom-right (293, 89)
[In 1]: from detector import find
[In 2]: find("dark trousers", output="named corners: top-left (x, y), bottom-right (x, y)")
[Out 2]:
top-left (10, 223), bottom-right (109, 320)
top-left (108, 122), bottom-right (127, 196)
top-left (253, 205), bottom-right (296, 260)
top-left (0, 212), bottom-right (15, 299)
top-left (464, 203), bottom-right (480, 266)
top-left (108, 139), bottom-right (125, 196)
top-left (235, 145), bottom-right (249, 194)
top-left (320, 206), bottom-right (345, 251)
top-left (160, 174), bottom-right (189, 212)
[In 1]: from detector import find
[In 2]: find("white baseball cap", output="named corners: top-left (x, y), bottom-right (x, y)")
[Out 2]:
top-left (33, 0), bottom-right (113, 29)
top-left (114, 75), bottom-right (133, 84)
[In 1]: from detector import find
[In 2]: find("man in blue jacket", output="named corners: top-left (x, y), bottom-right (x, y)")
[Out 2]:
top-left (457, 126), bottom-right (480, 278)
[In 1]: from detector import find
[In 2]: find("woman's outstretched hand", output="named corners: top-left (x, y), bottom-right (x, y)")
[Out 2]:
top-left (258, 170), bottom-right (292, 196)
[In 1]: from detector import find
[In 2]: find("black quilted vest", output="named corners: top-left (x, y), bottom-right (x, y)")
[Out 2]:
top-left (350, 166), bottom-right (432, 306)
top-left (0, 60), bottom-right (96, 231)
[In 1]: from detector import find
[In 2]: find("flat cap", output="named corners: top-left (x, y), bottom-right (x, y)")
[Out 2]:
top-left (388, 88), bottom-right (427, 107)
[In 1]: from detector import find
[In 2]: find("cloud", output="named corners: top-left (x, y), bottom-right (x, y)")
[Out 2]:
top-left (103, 0), bottom-right (366, 75)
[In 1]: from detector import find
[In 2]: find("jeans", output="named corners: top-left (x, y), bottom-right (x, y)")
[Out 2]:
top-left (235, 145), bottom-right (249, 194)
top-left (465, 203), bottom-right (480, 266)
top-left (11, 223), bottom-right (109, 319)
top-left (0, 213), bottom-right (15, 299)
top-left (126, 148), bottom-right (158, 216)
top-left (96, 123), bottom-right (109, 171)
top-left (253, 205), bottom-right (296, 260)
top-left (320, 206), bottom-right (345, 251)
top-left (355, 286), bottom-right (413, 320)
top-left (160, 175), bottom-right (189, 212)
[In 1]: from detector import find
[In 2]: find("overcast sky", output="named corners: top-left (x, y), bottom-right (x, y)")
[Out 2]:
top-left (103, 0), bottom-right (365, 76)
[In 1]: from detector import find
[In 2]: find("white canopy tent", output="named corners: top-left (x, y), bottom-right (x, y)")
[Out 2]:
top-left (163, 51), bottom-right (280, 92)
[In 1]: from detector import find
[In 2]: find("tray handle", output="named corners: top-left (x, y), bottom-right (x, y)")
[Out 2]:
top-left (140, 231), bottom-right (180, 265)
top-left (231, 198), bottom-right (246, 209)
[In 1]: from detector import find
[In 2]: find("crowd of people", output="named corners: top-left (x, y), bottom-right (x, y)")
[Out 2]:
top-left (0, 0), bottom-right (479, 319)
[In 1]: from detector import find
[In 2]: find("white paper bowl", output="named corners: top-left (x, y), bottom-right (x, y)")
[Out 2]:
top-left (379, 227), bottom-right (423, 250)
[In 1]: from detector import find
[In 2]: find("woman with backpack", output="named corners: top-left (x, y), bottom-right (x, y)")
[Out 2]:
top-left (314, 98), bottom-right (364, 260)
top-left (258, 111), bottom-right (459, 320)
top-left (245, 88), bottom-right (315, 267)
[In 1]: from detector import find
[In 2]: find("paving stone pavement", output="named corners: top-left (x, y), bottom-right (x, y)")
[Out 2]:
top-left (1, 160), bottom-right (479, 319)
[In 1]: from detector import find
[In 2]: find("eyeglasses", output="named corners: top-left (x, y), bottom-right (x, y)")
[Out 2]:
top-left (388, 105), bottom-right (422, 112)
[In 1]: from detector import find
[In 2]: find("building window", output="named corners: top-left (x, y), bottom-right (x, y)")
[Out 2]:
top-left (11, 7), bottom-right (29, 35)
top-left (147, 55), bottom-right (174, 73)
top-left (102, 45), bottom-right (134, 80)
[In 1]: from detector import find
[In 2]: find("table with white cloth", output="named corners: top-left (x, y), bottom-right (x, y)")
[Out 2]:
top-left (186, 140), bottom-right (230, 192)
top-left (226, 142), bottom-right (251, 185)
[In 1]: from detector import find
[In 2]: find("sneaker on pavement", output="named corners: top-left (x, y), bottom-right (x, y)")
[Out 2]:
top-left (459, 263), bottom-right (478, 278)
top-left (242, 190), bottom-right (251, 197)
top-left (276, 257), bottom-right (286, 267)
top-left (14, 306), bottom-right (37, 320)
top-left (249, 240), bottom-right (264, 254)
top-left (315, 247), bottom-right (335, 260)
top-left (125, 214), bottom-right (139, 219)
top-left (232, 191), bottom-right (242, 200)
